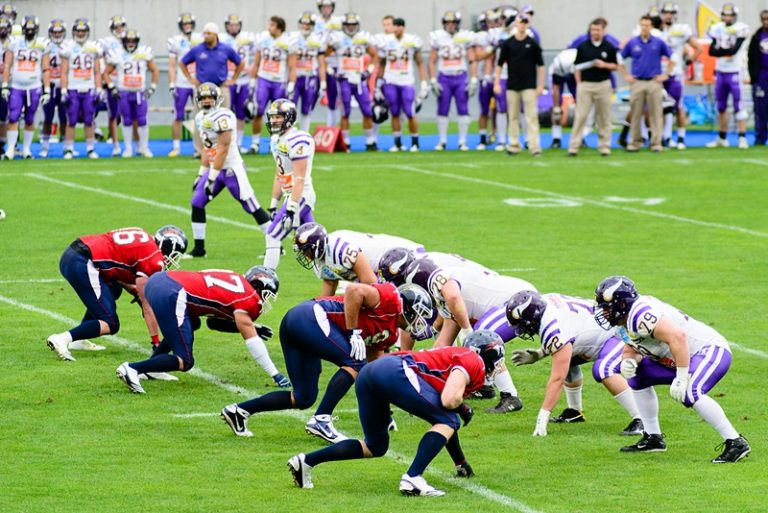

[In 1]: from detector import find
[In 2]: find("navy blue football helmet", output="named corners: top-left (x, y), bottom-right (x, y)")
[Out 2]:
top-left (245, 265), bottom-right (279, 314)
top-left (397, 284), bottom-right (434, 339)
top-left (594, 276), bottom-right (639, 329)
top-left (378, 247), bottom-right (416, 286)
top-left (505, 290), bottom-right (547, 340)
top-left (154, 225), bottom-right (187, 270)
top-left (293, 222), bottom-right (327, 269)
top-left (463, 330), bottom-right (505, 377)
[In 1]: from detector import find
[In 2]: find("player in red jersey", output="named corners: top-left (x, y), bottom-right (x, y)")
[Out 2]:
top-left (287, 331), bottom-right (506, 496)
top-left (220, 282), bottom-right (433, 443)
top-left (46, 225), bottom-right (186, 362)
top-left (116, 266), bottom-right (288, 394)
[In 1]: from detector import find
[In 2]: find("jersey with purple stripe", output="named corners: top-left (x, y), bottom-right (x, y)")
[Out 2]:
top-left (538, 294), bottom-right (611, 359)
top-left (473, 304), bottom-right (520, 342)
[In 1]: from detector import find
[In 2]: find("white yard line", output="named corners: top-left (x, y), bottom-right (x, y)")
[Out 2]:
top-left (0, 292), bottom-right (544, 512)
top-left (0, 278), bottom-right (65, 284)
top-left (390, 165), bottom-right (768, 239)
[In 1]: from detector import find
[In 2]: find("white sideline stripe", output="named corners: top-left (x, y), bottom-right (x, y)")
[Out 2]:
top-left (0, 278), bottom-right (65, 284)
top-left (173, 408), bottom-right (362, 419)
top-left (26, 173), bottom-right (260, 232)
top-left (391, 165), bottom-right (768, 239)
top-left (729, 342), bottom-right (768, 359)
top-left (741, 158), bottom-right (768, 167)
top-left (0, 292), bottom-right (542, 512)
top-left (495, 268), bottom-right (537, 273)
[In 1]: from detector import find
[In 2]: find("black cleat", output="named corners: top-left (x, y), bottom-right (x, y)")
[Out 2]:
top-left (485, 392), bottom-right (523, 413)
top-left (550, 138), bottom-right (561, 149)
top-left (550, 407), bottom-right (585, 423)
top-left (188, 246), bottom-right (207, 258)
top-left (620, 418), bottom-right (644, 436)
top-left (455, 462), bottom-right (475, 478)
top-left (365, 143), bottom-right (378, 152)
top-left (711, 436), bottom-right (750, 463)
top-left (469, 384), bottom-right (496, 399)
top-left (620, 432), bottom-right (666, 453)
top-left (618, 136), bottom-right (628, 148)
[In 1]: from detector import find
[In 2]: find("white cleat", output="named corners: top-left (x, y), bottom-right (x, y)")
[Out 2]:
top-left (705, 137), bottom-right (729, 148)
top-left (288, 454), bottom-right (314, 489)
top-left (87, 150), bottom-right (99, 159)
top-left (676, 141), bottom-right (686, 150)
top-left (305, 414), bottom-right (347, 444)
top-left (409, 144), bottom-right (419, 153)
top-left (121, 149), bottom-right (133, 158)
top-left (141, 149), bottom-right (154, 158)
top-left (38, 148), bottom-right (49, 158)
top-left (116, 362), bottom-right (146, 393)
top-left (22, 152), bottom-right (34, 160)
top-left (434, 142), bottom-right (446, 151)
top-left (139, 372), bottom-right (179, 381)
top-left (112, 146), bottom-right (122, 157)
top-left (388, 145), bottom-right (400, 153)
top-left (458, 143), bottom-right (469, 151)
top-left (399, 474), bottom-right (445, 497)
top-left (46, 334), bottom-right (75, 361)
top-left (738, 136), bottom-right (749, 149)
top-left (68, 339), bottom-right (106, 351)
top-left (494, 144), bottom-right (506, 151)
top-left (476, 143), bottom-right (486, 151)
top-left (63, 150), bottom-right (74, 160)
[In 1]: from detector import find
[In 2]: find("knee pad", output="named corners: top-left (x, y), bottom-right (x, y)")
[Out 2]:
top-left (735, 110), bottom-right (749, 121)
top-left (266, 235), bottom-right (282, 249)
top-left (293, 392), bottom-right (317, 410)
top-left (367, 437), bottom-right (389, 457)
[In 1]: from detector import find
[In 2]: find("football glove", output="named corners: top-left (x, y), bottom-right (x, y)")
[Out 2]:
top-left (457, 327), bottom-right (473, 345)
top-left (169, 84), bottom-right (177, 98)
top-left (430, 77), bottom-right (442, 96)
top-left (0, 84), bottom-right (9, 102)
top-left (146, 83), bottom-right (157, 99)
top-left (318, 80), bottom-right (327, 97)
top-left (455, 461), bottom-right (475, 478)
top-left (286, 81), bottom-right (296, 97)
top-left (418, 81), bottom-right (429, 101)
top-left (511, 348), bottom-right (546, 366)
top-left (466, 76), bottom-right (478, 97)
top-left (273, 373), bottom-right (291, 388)
top-left (348, 328), bottom-right (366, 361)
top-left (40, 88), bottom-right (51, 105)
top-left (620, 358), bottom-right (638, 379)
top-left (669, 367), bottom-right (689, 403)
top-left (204, 178), bottom-right (216, 200)
top-left (281, 200), bottom-right (300, 232)
top-left (455, 402), bottom-right (474, 427)
top-left (255, 324), bottom-right (273, 340)
top-left (60, 88), bottom-right (70, 105)
top-left (533, 408), bottom-right (550, 436)
top-left (109, 85), bottom-right (120, 99)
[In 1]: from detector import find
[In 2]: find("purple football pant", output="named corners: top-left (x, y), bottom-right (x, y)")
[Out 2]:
top-left (293, 75), bottom-right (320, 116)
top-left (715, 71), bottom-right (741, 114)
top-left (174, 87), bottom-right (194, 121)
top-left (663, 75), bottom-right (683, 110)
top-left (326, 72), bottom-right (339, 111)
top-left (478, 80), bottom-right (493, 116)
top-left (42, 85), bottom-right (67, 126)
top-left (473, 305), bottom-right (520, 342)
top-left (66, 91), bottom-right (96, 126)
top-left (255, 79), bottom-right (286, 117)
top-left (590, 336), bottom-right (624, 382)
top-left (339, 78), bottom-right (372, 118)
top-left (8, 87), bottom-right (42, 124)
top-left (493, 78), bottom-right (508, 113)
top-left (107, 89), bottom-right (120, 121)
top-left (229, 83), bottom-right (250, 120)
top-left (382, 83), bottom-right (415, 118)
top-left (627, 346), bottom-right (732, 408)
top-left (266, 199), bottom-right (315, 240)
top-left (118, 91), bottom-right (148, 126)
top-left (436, 72), bottom-right (469, 116)
top-left (190, 168), bottom-right (259, 213)
top-left (753, 73), bottom-right (768, 144)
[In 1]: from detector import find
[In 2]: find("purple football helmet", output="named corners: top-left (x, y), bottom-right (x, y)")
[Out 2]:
top-left (403, 257), bottom-right (439, 291)
top-left (594, 276), bottom-right (639, 329)
top-left (505, 290), bottom-right (547, 340)
top-left (463, 330), bottom-right (506, 377)
top-left (293, 222), bottom-right (328, 269)
top-left (378, 247), bottom-right (416, 286)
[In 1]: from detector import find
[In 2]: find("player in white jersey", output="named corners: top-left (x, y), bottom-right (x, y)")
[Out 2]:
top-left (429, 11), bottom-right (478, 151)
top-left (0, 3), bottom-right (18, 37)
top-left (99, 15), bottom-right (128, 156)
top-left (39, 19), bottom-right (67, 159)
top-left (59, 18), bottom-right (102, 160)
top-left (103, 29), bottom-right (158, 158)
top-left (186, 83), bottom-right (271, 258)
top-left (0, 16), bottom-right (12, 154)
top-left (326, 13), bottom-right (379, 150)
top-left (219, 14), bottom-right (258, 152)
top-left (660, 3), bottom-right (702, 150)
top-left (376, 18), bottom-right (428, 152)
top-left (291, 12), bottom-right (327, 132)
top-left (1, 15), bottom-right (50, 160)
top-left (377, 248), bottom-right (494, 287)
top-left (247, 16), bottom-right (297, 155)
top-left (263, 99), bottom-right (317, 269)
top-left (167, 13), bottom-right (202, 157)
top-left (315, 0), bottom-right (343, 126)
top-left (473, 10), bottom-right (502, 151)
top-left (594, 276), bottom-right (750, 462)
top-left (505, 291), bottom-right (643, 437)
top-left (706, 3), bottom-right (751, 149)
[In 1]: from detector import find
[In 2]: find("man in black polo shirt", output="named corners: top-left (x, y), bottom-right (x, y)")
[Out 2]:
top-left (568, 18), bottom-right (619, 156)
top-left (494, 14), bottom-right (544, 156)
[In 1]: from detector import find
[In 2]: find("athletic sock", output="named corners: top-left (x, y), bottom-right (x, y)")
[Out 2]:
top-left (314, 369), bottom-right (355, 416)
top-left (407, 431), bottom-right (448, 477)
top-left (239, 390), bottom-right (293, 415)
top-left (304, 439), bottom-right (365, 467)
top-left (565, 384), bottom-right (583, 411)
top-left (130, 353), bottom-right (180, 374)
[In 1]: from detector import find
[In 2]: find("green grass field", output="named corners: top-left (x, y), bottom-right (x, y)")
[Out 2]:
top-left (1, 148), bottom-right (766, 513)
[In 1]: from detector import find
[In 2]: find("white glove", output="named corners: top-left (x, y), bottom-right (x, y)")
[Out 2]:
top-left (249, 78), bottom-right (257, 91)
top-left (620, 358), bottom-right (638, 379)
top-left (40, 88), bottom-right (51, 105)
top-left (466, 76), bottom-right (478, 97)
top-left (533, 408), bottom-right (550, 436)
top-left (0, 84), bottom-right (9, 102)
top-left (348, 328), bottom-right (366, 361)
top-left (457, 327), bottom-right (473, 345)
top-left (418, 80), bottom-right (429, 100)
top-left (318, 80), bottom-right (327, 97)
top-left (511, 348), bottom-right (545, 366)
top-left (430, 77), bottom-right (442, 96)
top-left (669, 367), bottom-right (689, 403)
top-left (286, 81), bottom-right (296, 97)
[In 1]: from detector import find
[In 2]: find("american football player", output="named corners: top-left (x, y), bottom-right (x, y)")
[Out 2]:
top-left (220, 14), bottom-right (258, 152)
top-left (38, 19), bottom-right (67, 159)
top-left (314, 0), bottom-right (343, 127)
top-left (167, 13), bottom-right (202, 157)
top-left (0, 16), bottom-right (11, 154)
top-left (291, 12), bottom-right (327, 132)
top-left (98, 15), bottom-right (128, 157)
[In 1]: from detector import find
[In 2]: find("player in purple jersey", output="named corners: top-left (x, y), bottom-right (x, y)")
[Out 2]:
top-left (748, 9), bottom-right (768, 145)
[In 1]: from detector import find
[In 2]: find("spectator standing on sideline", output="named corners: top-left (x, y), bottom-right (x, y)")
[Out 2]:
top-left (748, 10), bottom-right (768, 146)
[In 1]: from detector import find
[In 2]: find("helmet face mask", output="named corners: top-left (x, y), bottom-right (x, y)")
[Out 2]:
top-left (594, 276), bottom-right (639, 330)
top-left (0, 18), bottom-right (10, 39)
top-left (265, 99), bottom-right (297, 134)
top-left (154, 225), bottom-right (188, 270)
top-left (342, 13), bottom-right (360, 36)
top-left (48, 20), bottom-right (66, 44)
top-left (225, 15), bottom-right (242, 36)
top-left (397, 284), bottom-right (434, 339)
top-left (298, 12), bottom-right (316, 36)
top-left (122, 29), bottom-right (140, 52)
top-left (442, 11), bottom-right (461, 34)
top-left (72, 18), bottom-right (89, 44)
top-left (178, 13), bottom-right (195, 35)
top-left (110, 15), bottom-right (126, 38)
top-left (196, 82), bottom-right (222, 111)
top-left (245, 265), bottom-right (279, 315)
top-left (293, 223), bottom-right (328, 269)
top-left (463, 330), bottom-right (506, 379)
top-left (22, 15), bottom-right (39, 41)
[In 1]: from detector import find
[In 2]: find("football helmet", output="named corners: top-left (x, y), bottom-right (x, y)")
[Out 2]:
top-left (498, 5), bottom-right (518, 26)
top-left (442, 10), bottom-right (461, 34)
top-left (721, 3), bottom-right (738, 17)
top-left (48, 19), bottom-right (66, 44)
top-left (476, 12), bottom-right (488, 32)
top-left (293, 223), bottom-right (328, 269)
top-left (403, 257), bottom-right (439, 291)
top-left (463, 330), bottom-right (506, 377)
top-left (594, 276), bottom-right (639, 330)
top-left (521, 4), bottom-right (535, 15)
top-left (178, 13), bottom-right (195, 34)
top-left (298, 11), bottom-right (317, 35)
top-left (0, 17), bottom-right (10, 39)
top-left (225, 14), bottom-right (242, 36)
top-left (647, 5), bottom-right (661, 18)
top-left (316, 0), bottom-right (335, 11)
top-left (398, 283), bottom-right (434, 339)
top-left (342, 12), bottom-right (360, 36)
top-left (122, 29), bottom-right (140, 52)
top-left (245, 265), bottom-right (279, 315)
top-left (660, 2), bottom-right (679, 14)
top-left (109, 15), bottom-right (127, 38)
top-left (371, 97), bottom-right (389, 124)
top-left (266, 99), bottom-right (298, 135)
top-left (196, 82), bottom-right (222, 111)
top-left (378, 247), bottom-right (416, 286)
top-left (505, 290), bottom-right (547, 340)
top-left (154, 225), bottom-right (188, 270)
top-left (72, 18), bottom-right (90, 44)
top-left (0, 3), bottom-right (15, 21)
top-left (21, 15), bottom-right (39, 41)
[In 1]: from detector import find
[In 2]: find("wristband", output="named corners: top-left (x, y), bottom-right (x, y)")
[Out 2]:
top-left (150, 82), bottom-right (157, 89)
top-left (269, 197), bottom-right (280, 210)
top-left (151, 334), bottom-right (160, 346)
top-left (286, 199), bottom-right (300, 213)
top-left (249, 78), bottom-right (257, 90)
top-left (320, 80), bottom-right (327, 89)
top-left (208, 168), bottom-right (221, 182)
top-left (61, 88), bottom-right (68, 94)
top-left (347, 328), bottom-right (362, 338)
top-left (675, 367), bottom-right (689, 380)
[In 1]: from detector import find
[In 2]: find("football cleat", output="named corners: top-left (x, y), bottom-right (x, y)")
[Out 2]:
top-left (676, 140), bottom-right (686, 150)
top-left (485, 392), bottom-right (523, 413)
top-left (141, 149), bottom-right (154, 158)
top-left (550, 407), bottom-right (585, 423)
top-left (121, 149), bottom-right (134, 158)
top-left (455, 462), bottom-right (475, 478)
top-left (23, 152), bottom-right (34, 160)
top-left (738, 136), bottom-right (749, 149)
top-left (388, 145), bottom-right (400, 153)
top-left (182, 247), bottom-right (207, 259)
top-left (365, 142), bottom-right (378, 152)
top-left (46, 333), bottom-right (75, 361)
top-left (434, 142), bottom-right (446, 151)
top-left (288, 453), bottom-right (314, 489)
top-left (550, 138), bottom-right (561, 149)
top-left (476, 143), bottom-right (486, 151)
top-left (409, 144), bottom-right (419, 153)
top-left (272, 373), bottom-right (291, 388)
top-left (68, 339), bottom-right (106, 351)
top-left (139, 372), bottom-right (179, 381)
top-left (469, 384), bottom-right (496, 400)
top-left (87, 150), bottom-right (99, 159)
top-left (112, 146), bottom-right (122, 157)
top-left (116, 362), bottom-right (146, 393)
top-left (705, 137), bottom-right (729, 148)
top-left (305, 414), bottom-right (347, 444)
top-left (458, 143), bottom-right (469, 151)
top-left (620, 432), bottom-right (666, 453)
top-left (711, 436), bottom-right (750, 463)
top-left (620, 418), bottom-right (644, 436)
top-left (167, 148), bottom-right (180, 158)
top-left (220, 404), bottom-right (253, 437)
top-left (494, 144), bottom-right (506, 152)
top-left (0, 154), bottom-right (10, 160)
top-left (399, 474), bottom-right (445, 497)
top-left (38, 148), bottom-right (49, 158)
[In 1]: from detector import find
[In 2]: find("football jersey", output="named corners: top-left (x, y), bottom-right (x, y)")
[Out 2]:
top-left (421, 251), bottom-right (496, 275)
top-left (473, 29), bottom-right (492, 77)
top-left (549, 48), bottom-right (577, 77)
top-left (662, 23), bottom-right (693, 76)
top-left (430, 29), bottom-right (474, 74)
top-left (620, 295), bottom-right (730, 367)
top-left (167, 32), bottom-right (203, 88)
top-left (708, 21), bottom-right (750, 72)
top-left (80, 227), bottom-right (165, 284)
top-left (46, 40), bottom-right (64, 86)
top-left (378, 33), bottom-right (423, 86)
top-left (107, 45), bottom-right (154, 92)
top-left (314, 230), bottom-right (425, 282)
top-left (0, 37), bottom-right (8, 76)
top-left (537, 294), bottom-right (614, 360)
top-left (99, 35), bottom-right (122, 81)
top-left (327, 30), bottom-right (374, 83)
top-left (292, 30), bottom-right (326, 77)
top-left (196, 106), bottom-right (241, 168)
top-left (314, 282), bottom-right (402, 350)
top-left (60, 40), bottom-right (101, 91)
top-left (314, 15), bottom-right (343, 69)
top-left (221, 31), bottom-right (258, 85)
top-left (256, 31), bottom-right (297, 83)
top-left (269, 126), bottom-right (316, 206)
top-left (168, 269), bottom-right (262, 320)
top-left (396, 346), bottom-right (486, 396)
top-left (7, 37), bottom-right (50, 89)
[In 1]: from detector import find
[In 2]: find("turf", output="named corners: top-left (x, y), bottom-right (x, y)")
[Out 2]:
top-left (0, 147), bottom-right (766, 513)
